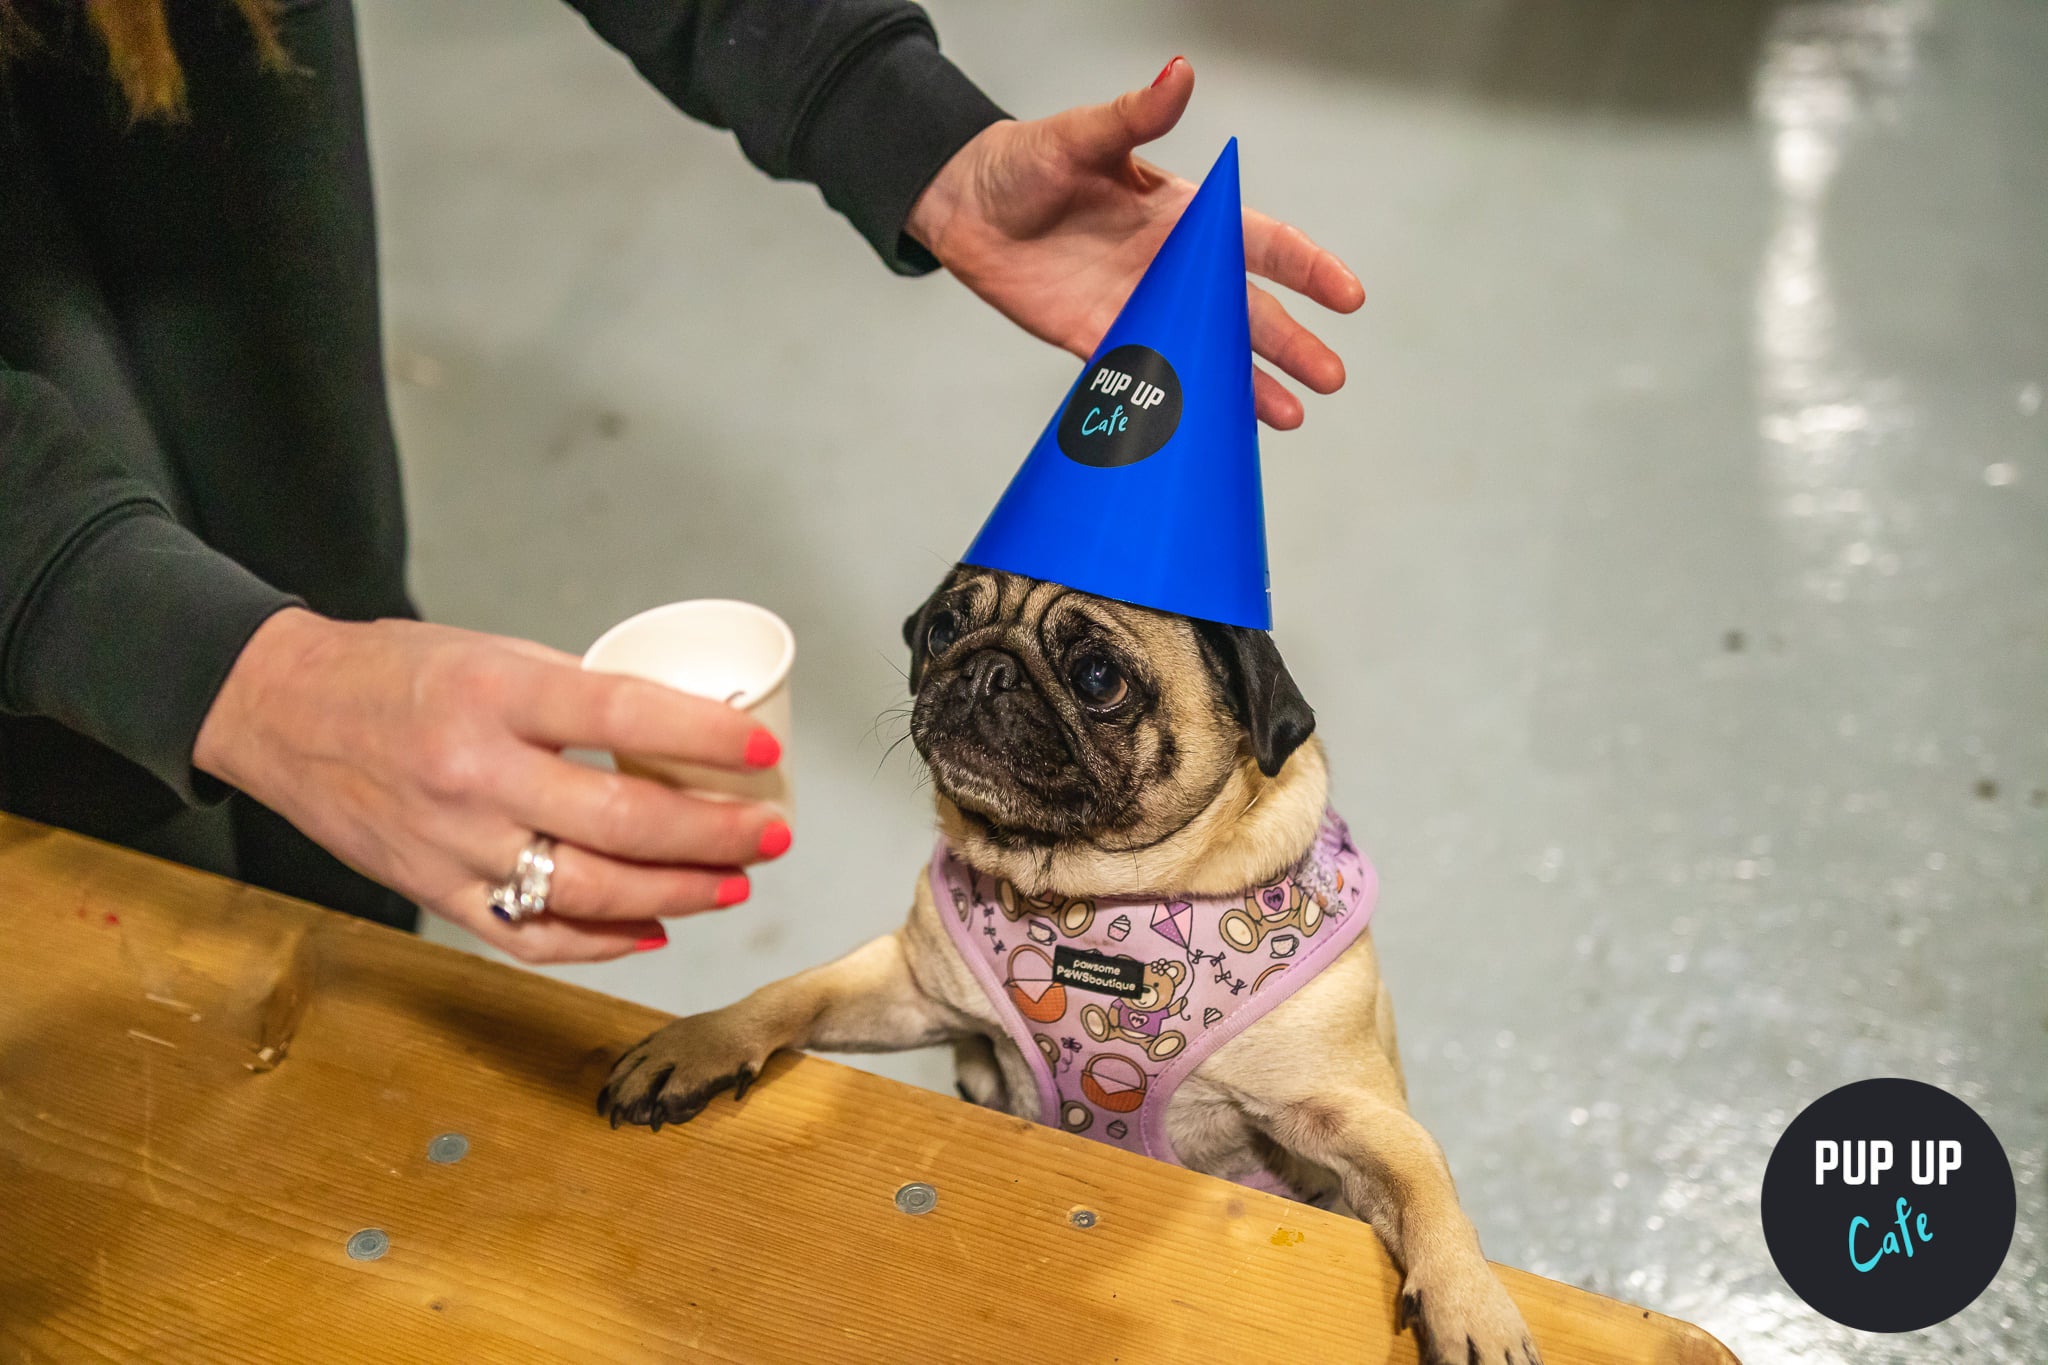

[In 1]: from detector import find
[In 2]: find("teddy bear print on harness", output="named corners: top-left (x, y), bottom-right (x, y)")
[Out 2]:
top-left (933, 807), bottom-right (1377, 1191)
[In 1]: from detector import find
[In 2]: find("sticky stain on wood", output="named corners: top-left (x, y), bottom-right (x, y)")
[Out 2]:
top-left (1270, 1227), bottom-right (1305, 1248)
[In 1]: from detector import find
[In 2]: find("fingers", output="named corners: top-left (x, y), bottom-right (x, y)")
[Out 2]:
top-left (1056, 55), bottom-right (1194, 165)
top-left (507, 660), bottom-right (776, 772)
top-left (446, 791), bottom-right (768, 962)
top-left (1243, 225), bottom-right (1357, 424)
top-left (468, 907), bottom-right (671, 965)
top-left (1249, 283), bottom-right (1345, 398)
top-left (546, 842), bottom-right (750, 921)
top-left (1253, 365), bottom-right (1305, 431)
top-left (1244, 207), bottom-right (1365, 314)
top-left (453, 839), bottom-right (744, 962)
top-left (495, 749), bottom-right (788, 868)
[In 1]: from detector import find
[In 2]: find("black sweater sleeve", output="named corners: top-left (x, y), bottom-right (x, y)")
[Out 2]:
top-left (0, 368), bottom-right (297, 802)
top-left (561, 0), bottom-right (1007, 273)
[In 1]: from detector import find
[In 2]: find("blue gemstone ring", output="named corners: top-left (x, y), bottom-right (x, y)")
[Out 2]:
top-left (487, 836), bottom-right (556, 924)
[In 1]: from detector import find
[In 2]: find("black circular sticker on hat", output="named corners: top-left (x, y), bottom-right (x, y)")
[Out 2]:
top-left (1057, 344), bottom-right (1183, 468)
top-left (1761, 1078), bottom-right (2014, 1333)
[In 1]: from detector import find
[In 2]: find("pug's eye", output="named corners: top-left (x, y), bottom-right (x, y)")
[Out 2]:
top-left (1068, 653), bottom-right (1128, 708)
top-left (925, 610), bottom-right (960, 658)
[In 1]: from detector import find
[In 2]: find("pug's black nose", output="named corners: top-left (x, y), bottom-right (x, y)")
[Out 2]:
top-left (963, 648), bottom-right (1023, 697)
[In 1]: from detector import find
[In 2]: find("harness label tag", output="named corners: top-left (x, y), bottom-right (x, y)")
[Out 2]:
top-left (1052, 946), bottom-right (1147, 999)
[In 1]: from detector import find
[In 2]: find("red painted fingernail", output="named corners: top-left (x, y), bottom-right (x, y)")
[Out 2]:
top-left (744, 728), bottom-right (782, 768)
top-left (716, 875), bottom-right (751, 908)
top-left (757, 821), bottom-right (792, 859)
top-left (1152, 56), bottom-right (1183, 88)
top-left (633, 931), bottom-right (668, 952)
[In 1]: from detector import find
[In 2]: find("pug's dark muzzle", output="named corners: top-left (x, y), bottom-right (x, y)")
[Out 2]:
top-left (912, 646), bottom-right (1105, 836)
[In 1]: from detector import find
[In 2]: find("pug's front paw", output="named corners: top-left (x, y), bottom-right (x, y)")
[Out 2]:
top-left (1396, 1259), bottom-right (1542, 1365)
top-left (598, 1014), bottom-right (772, 1132)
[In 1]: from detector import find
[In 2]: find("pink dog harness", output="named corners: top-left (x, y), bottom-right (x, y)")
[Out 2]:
top-left (933, 808), bottom-right (1376, 1199)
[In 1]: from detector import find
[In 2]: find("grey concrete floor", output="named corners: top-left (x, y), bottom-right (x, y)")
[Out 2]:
top-left (356, 1), bottom-right (2045, 1359)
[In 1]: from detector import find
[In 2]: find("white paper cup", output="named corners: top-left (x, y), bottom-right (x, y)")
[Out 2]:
top-left (582, 600), bottom-right (794, 813)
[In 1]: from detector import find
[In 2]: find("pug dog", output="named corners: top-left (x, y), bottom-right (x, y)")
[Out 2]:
top-left (600, 567), bottom-right (1539, 1365)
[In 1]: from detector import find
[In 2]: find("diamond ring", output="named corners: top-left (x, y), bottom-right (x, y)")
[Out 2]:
top-left (488, 836), bottom-right (556, 924)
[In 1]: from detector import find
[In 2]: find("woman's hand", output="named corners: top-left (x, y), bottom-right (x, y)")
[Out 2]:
top-left (906, 56), bottom-right (1365, 431)
top-left (193, 608), bottom-right (790, 964)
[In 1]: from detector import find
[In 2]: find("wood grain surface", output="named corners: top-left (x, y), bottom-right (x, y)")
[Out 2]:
top-left (0, 814), bottom-right (1738, 1363)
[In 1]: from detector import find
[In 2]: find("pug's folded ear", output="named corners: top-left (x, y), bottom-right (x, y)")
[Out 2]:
top-left (1194, 621), bottom-right (1316, 778)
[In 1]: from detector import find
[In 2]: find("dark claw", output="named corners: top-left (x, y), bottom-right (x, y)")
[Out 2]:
top-left (630, 1067), bottom-right (673, 1129)
top-left (602, 1064), bottom-right (760, 1132)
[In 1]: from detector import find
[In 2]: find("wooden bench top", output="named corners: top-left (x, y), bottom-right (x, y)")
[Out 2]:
top-left (0, 813), bottom-right (1737, 1363)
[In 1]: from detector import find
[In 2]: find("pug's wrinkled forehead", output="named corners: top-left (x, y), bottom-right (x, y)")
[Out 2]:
top-left (905, 568), bottom-right (1188, 681)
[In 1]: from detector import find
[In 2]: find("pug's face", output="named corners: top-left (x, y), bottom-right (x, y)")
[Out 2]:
top-left (903, 567), bottom-right (1314, 850)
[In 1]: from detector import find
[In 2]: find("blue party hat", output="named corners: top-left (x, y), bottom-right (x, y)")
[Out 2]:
top-left (962, 139), bottom-right (1270, 629)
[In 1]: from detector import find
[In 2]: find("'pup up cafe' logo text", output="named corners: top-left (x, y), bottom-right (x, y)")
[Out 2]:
top-left (1057, 344), bottom-right (1183, 468)
top-left (1761, 1077), bottom-right (2015, 1333)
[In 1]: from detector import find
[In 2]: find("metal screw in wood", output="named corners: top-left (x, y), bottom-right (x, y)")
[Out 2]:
top-left (893, 1182), bottom-right (938, 1215)
top-left (346, 1229), bottom-right (389, 1261)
